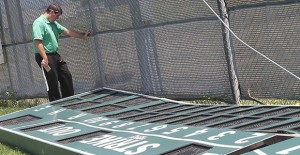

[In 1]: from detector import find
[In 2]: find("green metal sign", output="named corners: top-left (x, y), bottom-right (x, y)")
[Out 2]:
top-left (0, 88), bottom-right (299, 155)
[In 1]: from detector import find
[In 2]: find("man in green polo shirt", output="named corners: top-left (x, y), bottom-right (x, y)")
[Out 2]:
top-left (32, 3), bottom-right (90, 101)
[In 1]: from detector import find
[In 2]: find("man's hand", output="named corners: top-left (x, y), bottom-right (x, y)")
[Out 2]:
top-left (64, 29), bottom-right (91, 40)
top-left (41, 58), bottom-right (49, 67)
top-left (83, 30), bottom-right (91, 40)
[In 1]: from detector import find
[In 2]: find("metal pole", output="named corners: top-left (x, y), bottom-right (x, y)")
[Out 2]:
top-left (87, 0), bottom-right (105, 88)
top-left (217, 0), bottom-right (241, 104)
top-left (129, 0), bottom-right (163, 95)
top-left (4, 0), bottom-right (35, 97)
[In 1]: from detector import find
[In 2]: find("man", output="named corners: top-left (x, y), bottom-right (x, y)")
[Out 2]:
top-left (32, 3), bottom-right (90, 101)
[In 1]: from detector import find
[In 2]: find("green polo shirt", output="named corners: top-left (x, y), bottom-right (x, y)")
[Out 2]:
top-left (32, 15), bottom-right (67, 54)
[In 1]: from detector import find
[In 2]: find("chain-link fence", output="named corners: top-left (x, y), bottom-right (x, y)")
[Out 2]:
top-left (0, 0), bottom-right (299, 104)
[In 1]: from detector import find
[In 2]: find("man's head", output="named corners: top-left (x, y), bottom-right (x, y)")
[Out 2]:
top-left (45, 3), bottom-right (62, 22)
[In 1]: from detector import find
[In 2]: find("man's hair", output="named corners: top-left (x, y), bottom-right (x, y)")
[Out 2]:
top-left (46, 3), bottom-right (62, 14)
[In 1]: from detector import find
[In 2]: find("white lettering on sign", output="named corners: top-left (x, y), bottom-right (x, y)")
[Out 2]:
top-left (124, 144), bottom-right (160, 155)
top-left (112, 122), bottom-right (135, 129)
top-left (117, 141), bottom-right (149, 153)
top-left (98, 120), bottom-right (120, 127)
top-left (68, 113), bottom-right (87, 120)
top-left (79, 135), bottom-right (160, 155)
top-left (57, 116), bottom-right (270, 150)
top-left (253, 150), bottom-right (267, 155)
top-left (84, 117), bottom-right (108, 123)
top-left (127, 124), bottom-right (151, 130)
top-left (276, 145), bottom-right (300, 155)
top-left (144, 125), bottom-right (168, 132)
top-left (208, 131), bottom-right (236, 141)
top-left (184, 129), bottom-right (208, 137)
top-left (38, 125), bottom-right (81, 136)
top-left (162, 127), bottom-right (189, 135)
top-left (34, 105), bottom-right (51, 112)
top-left (129, 135), bottom-right (147, 140)
top-left (235, 133), bottom-right (267, 144)
top-left (47, 109), bottom-right (66, 115)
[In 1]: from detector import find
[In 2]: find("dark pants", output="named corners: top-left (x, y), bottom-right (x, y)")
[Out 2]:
top-left (35, 53), bottom-right (74, 101)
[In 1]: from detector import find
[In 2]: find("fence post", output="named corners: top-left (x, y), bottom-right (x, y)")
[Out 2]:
top-left (87, 0), bottom-right (105, 88)
top-left (4, 0), bottom-right (35, 97)
top-left (129, 0), bottom-right (163, 94)
top-left (217, 0), bottom-right (241, 104)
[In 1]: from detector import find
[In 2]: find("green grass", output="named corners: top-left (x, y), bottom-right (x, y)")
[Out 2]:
top-left (0, 99), bottom-right (47, 155)
top-left (0, 144), bottom-right (28, 155)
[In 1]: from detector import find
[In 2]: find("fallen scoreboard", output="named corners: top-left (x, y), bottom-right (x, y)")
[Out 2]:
top-left (0, 87), bottom-right (300, 155)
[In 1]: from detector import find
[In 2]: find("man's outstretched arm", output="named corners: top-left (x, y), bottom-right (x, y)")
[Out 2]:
top-left (63, 29), bottom-right (90, 40)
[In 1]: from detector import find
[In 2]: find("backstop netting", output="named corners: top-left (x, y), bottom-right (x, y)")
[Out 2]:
top-left (0, 0), bottom-right (299, 103)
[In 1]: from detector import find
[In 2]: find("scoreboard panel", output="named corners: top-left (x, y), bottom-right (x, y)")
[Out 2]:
top-left (0, 87), bottom-right (299, 155)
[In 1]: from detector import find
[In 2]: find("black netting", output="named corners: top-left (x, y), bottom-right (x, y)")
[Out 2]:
top-left (209, 117), bottom-right (259, 128)
top-left (0, 0), bottom-right (299, 102)
top-left (162, 144), bottom-right (212, 155)
top-left (21, 122), bottom-right (65, 132)
top-left (234, 118), bottom-right (288, 130)
top-left (83, 105), bottom-right (124, 114)
top-left (58, 130), bottom-right (111, 144)
top-left (188, 115), bottom-right (234, 127)
top-left (263, 120), bottom-right (300, 131)
top-left (0, 115), bottom-right (41, 126)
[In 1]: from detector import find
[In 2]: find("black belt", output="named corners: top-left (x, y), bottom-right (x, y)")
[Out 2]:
top-left (46, 52), bottom-right (58, 55)
top-left (36, 52), bottom-right (58, 56)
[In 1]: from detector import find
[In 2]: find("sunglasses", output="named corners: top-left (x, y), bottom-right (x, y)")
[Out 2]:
top-left (50, 9), bottom-right (60, 14)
